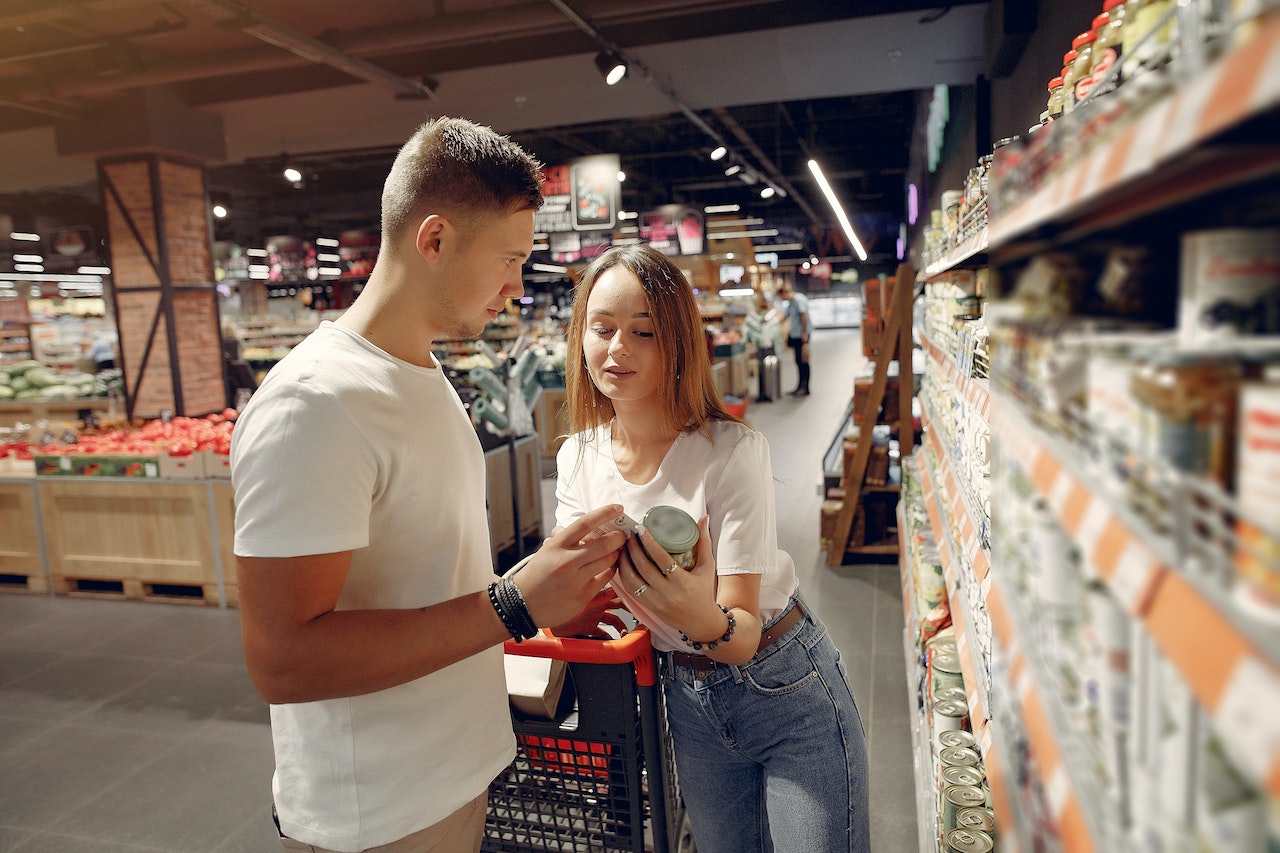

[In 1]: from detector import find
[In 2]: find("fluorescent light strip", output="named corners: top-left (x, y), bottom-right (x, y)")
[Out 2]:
top-left (0, 272), bottom-right (103, 283)
top-left (316, 237), bottom-right (340, 247)
top-left (807, 159), bottom-right (867, 261)
top-left (719, 288), bottom-right (755, 297)
top-left (708, 229), bottom-right (779, 240)
top-left (13, 253), bottom-right (43, 263)
top-left (15, 264), bottom-right (44, 273)
top-left (708, 218), bottom-right (763, 228)
top-left (531, 262), bottom-right (567, 273)
top-left (77, 266), bottom-right (111, 275)
top-left (704, 204), bottom-right (740, 214)
top-left (9, 232), bottom-right (39, 241)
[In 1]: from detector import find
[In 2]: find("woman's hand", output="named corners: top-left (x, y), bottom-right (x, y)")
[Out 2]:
top-left (550, 588), bottom-right (629, 639)
top-left (615, 516), bottom-right (726, 640)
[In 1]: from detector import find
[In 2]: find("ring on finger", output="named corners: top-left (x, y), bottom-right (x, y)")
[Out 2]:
top-left (634, 583), bottom-right (649, 596)
top-left (661, 561), bottom-right (679, 576)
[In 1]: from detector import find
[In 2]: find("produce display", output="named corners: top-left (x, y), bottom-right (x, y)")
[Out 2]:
top-left (0, 360), bottom-right (125, 401)
top-left (2, 409), bottom-right (237, 478)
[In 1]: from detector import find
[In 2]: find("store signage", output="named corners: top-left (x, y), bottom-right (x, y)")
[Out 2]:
top-left (535, 154), bottom-right (621, 236)
top-left (639, 205), bottom-right (704, 256)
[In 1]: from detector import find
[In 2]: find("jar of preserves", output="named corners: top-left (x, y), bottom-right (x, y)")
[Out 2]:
top-left (1046, 75), bottom-right (1066, 118)
top-left (1124, 0), bottom-right (1176, 77)
top-left (642, 505), bottom-right (700, 569)
top-left (1091, 0), bottom-right (1128, 96)
top-left (1063, 30), bottom-right (1097, 112)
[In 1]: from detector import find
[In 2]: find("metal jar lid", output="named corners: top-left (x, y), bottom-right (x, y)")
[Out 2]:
top-left (941, 765), bottom-right (985, 789)
top-left (936, 729), bottom-right (977, 751)
top-left (642, 505), bottom-right (700, 555)
top-left (956, 806), bottom-right (996, 833)
top-left (938, 746), bottom-right (981, 768)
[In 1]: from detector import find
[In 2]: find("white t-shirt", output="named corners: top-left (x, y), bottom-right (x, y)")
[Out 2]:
top-left (555, 419), bottom-right (798, 651)
top-left (231, 321), bottom-right (515, 852)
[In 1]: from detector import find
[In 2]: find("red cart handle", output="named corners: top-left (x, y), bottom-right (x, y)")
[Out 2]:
top-left (504, 626), bottom-right (657, 686)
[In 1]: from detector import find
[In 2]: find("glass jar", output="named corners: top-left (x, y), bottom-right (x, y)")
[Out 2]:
top-left (1091, 0), bottom-right (1128, 96)
top-left (1063, 30), bottom-right (1097, 112)
top-left (1047, 75), bottom-right (1066, 118)
top-left (1124, 0), bottom-right (1176, 76)
top-left (642, 505), bottom-right (699, 569)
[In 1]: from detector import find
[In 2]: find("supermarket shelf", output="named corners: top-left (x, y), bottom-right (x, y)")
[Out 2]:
top-left (990, 9), bottom-right (1280, 250)
top-left (896, 486), bottom-right (941, 853)
top-left (919, 225), bottom-right (989, 280)
top-left (918, 331), bottom-right (991, 423)
top-left (919, 405), bottom-right (990, 584)
top-left (992, 389), bottom-right (1280, 799)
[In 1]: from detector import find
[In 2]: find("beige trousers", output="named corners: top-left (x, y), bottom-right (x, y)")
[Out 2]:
top-left (278, 791), bottom-right (488, 853)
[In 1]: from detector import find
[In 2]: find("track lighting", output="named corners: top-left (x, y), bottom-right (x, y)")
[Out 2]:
top-left (709, 146), bottom-right (727, 161)
top-left (594, 51), bottom-right (628, 85)
top-left (724, 164), bottom-right (742, 177)
top-left (760, 186), bottom-right (776, 199)
top-left (282, 166), bottom-right (303, 184)
top-left (808, 158), bottom-right (868, 261)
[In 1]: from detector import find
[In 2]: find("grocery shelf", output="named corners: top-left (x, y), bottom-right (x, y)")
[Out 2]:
top-left (990, 9), bottom-right (1280, 251)
top-left (919, 225), bottom-right (988, 281)
top-left (992, 389), bottom-right (1280, 800)
top-left (918, 331), bottom-right (990, 425)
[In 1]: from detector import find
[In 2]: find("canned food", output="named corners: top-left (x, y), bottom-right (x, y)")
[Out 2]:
top-left (642, 505), bottom-right (699, 569)
top-left (933, 698), bottom-right (970, 732)
top-left (935, 729), bottom-right (976, 754)
top-left (933, 685), bottom-right (968, 704)
top-left (944, 827), bottom-right (994, 853)
top-left (956, 806), bottom-right (996, 834)
top-left (941, 785), bottom-right (988, 832)
top-left (938, 746), bottom-right (981, 769)
top-left (941, 765), bottom-right (985, 789)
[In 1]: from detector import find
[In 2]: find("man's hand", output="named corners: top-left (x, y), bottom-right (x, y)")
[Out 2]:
top-left (514, 505), bottom-right (627, 630)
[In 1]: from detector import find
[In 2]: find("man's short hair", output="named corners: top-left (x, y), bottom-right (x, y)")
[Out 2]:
top-left (380, 117), bottom-right (544, 248)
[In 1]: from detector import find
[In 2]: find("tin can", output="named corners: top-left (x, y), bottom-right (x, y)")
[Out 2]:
top-left (941, 785), bottom-right (988, 833)
top-left (931, 649), bottom-right (965, 696)
top-left (933, 685), bottom-right (968, 705)
top-left (642, 505), bottom-right (699, 569)
top-left (944, 827), bottom-right (993, 853)
top-left (1179, 228), bottom-right (1280, 343)
top-left (938, 746), bottom-right (981, 769)
top-left (941, 765), bottom-right (985, 790)
top-left (935, 729), bottom-right (976, 754)
top-left (956, 806), bottom-right (996, 834)
top-left (933, 698), bottom-right (969, 732)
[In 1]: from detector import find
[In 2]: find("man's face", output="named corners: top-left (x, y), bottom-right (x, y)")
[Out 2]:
top-left (432, 207), bottom-right (533, 340)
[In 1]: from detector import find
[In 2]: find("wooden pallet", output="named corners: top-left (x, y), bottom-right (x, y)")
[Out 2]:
top-left (0, 570), bottom-right (50, 595)
top-left (52, 575), bottom-right (221, 606)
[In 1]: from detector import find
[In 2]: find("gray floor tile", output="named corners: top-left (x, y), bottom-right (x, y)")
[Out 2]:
top-left (0, 652), bottom-right (167, 722)
top-left (0, 831), bottom-right (160, 852)
top-left (0, 724), bottom-right (179, 829)
top-left (0, 826), bottom-right (36, 852)
top-left (81, 659), bottom-right (262, 734)
top-left (871, 810), bottom-right (922, 853)
top-left (0, 713), bottom-right (55, 756)
top-left (51, 735), bottom-right (273, 853)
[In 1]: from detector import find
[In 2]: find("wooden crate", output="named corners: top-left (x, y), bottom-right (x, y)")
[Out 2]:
top-left (212, 481), bottom-right (237, 607)
top-left (38, 479), bottom-right (222, 605)
top-left (0, 479), bottom-right (48, 594)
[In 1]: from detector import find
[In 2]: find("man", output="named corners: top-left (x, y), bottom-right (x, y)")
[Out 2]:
top-left (231, 117), bottom-right (627, 853)
top-left (778, 281), bottom-right (811, 396)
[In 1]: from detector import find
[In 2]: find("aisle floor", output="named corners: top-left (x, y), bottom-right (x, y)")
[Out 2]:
top-left (0, 325), bottom-right (918, 852)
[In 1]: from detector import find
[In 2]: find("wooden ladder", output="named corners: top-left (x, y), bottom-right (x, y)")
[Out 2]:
top-left (826, 260), bottom-right (916, 565)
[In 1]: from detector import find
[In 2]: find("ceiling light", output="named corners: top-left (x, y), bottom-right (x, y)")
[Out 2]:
top-left (807, 159), bottom-right (868, 262)
top-left (704, 204), bottom-right (740, 214)
top-left (212, 204), bottom-right (229, 219)
top-left (724, 164), bottom-right (742, 177)
top-left (9, 232), bottom-right (39, 241)
top-left (760, 186), bottom-right (776, 199)
top-left (283, 166), bottom-right (303, 184)
top-left (709, 146), bottom-right (727, 161)
top-left (594, 51), bottom-right (628, 85)
top-left (617, 170), bottom-right (626, 182)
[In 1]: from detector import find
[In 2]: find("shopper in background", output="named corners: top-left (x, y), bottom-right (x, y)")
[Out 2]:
top-left (87, 330), bottom-right (116, 370)
top-left (554, 245), bottom-right (871, 853)
top-left (777, 280), bottom-right (811, 395)
top-left (230, 117), bottom-right (628, 853)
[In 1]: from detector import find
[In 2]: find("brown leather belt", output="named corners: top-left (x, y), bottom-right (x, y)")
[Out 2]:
top-left (669, 602), bottom-right (805, 677)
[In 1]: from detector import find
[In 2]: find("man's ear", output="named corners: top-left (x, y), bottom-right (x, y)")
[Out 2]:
top-left (415, 214), bottom-right (449, 262)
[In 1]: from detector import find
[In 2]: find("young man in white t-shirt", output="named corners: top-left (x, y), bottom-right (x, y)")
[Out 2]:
top-left (231, 117), bottom-right (628, 853)
top-left (778, 281), bottom-right (811, 395)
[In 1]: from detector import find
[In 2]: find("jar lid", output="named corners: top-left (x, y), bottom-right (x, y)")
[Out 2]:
top-left (642, 505), bottom-right (700, 554)
top-left (1048, 75), bottom-right (1064, 90)
top-left (1092, 12), bottom-right (1110, 30)
top-left (1072, 30), bottom-right (1096, 48)
top-left (1063, 49), bottom-right (1078, 65)
top-left (1104, 0), bottom-right (1125, 10)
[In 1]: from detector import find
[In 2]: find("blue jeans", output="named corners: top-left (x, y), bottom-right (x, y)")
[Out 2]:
top-left (659, 599), bottom-right (870, 853)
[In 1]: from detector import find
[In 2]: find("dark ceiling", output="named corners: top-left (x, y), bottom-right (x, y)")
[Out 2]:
top-left (0, 0), bottom-right (990, 272)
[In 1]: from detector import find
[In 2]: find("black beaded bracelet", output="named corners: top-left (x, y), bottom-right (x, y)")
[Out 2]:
top-left (488, 581), bottom-right (532, 642)
top-left (499, 577), bottom-right (539, 640)
top-left (679, 605), bottom-right (736, 651)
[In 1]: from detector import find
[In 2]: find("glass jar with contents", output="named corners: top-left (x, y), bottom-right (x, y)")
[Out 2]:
top-left (1124, 0), bottom-right (1176, 77)
top-left (1047, 75), bottom-right (1066, 119)
top-left (1063, 30), bottom-right (1097, 112)
top-left (642, 505), bottom-right (700, 569)
top-left (1091, 0), bottom-right (1128, 96)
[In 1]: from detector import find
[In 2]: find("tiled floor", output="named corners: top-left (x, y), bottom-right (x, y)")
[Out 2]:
top-left (0, 323), bottom-right (918, 852)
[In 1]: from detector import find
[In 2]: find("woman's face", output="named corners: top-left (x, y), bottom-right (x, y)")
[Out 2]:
top-left (582, 265), bottom-right (664, 408)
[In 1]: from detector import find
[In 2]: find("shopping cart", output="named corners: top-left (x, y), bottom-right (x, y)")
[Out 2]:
top-left (484, 625), bottom-right (695, 853)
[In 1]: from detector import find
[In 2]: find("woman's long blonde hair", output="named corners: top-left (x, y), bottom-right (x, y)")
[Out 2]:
top-left (563, 244), bottom-right (744, 440)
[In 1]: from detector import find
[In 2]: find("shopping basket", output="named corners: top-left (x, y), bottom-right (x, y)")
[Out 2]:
top-left (484, 625), bottom-right (693, 853)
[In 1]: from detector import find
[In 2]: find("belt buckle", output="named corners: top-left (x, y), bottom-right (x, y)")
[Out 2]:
top-left (690, 659), bottom-right (717, 678)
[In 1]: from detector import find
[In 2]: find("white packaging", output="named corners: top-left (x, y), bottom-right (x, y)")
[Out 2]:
top-left (1234, 382), bottom-right (1280, 622)
top-left (1179, 228), bottom-right (1280, 343)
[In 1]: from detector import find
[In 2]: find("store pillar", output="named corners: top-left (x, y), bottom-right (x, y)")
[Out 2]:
top-left (55, 88), bottom-right (227, 418)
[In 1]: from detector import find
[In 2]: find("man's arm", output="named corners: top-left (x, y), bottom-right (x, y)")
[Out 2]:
top-left (238, 504), bottom-right (626, 704)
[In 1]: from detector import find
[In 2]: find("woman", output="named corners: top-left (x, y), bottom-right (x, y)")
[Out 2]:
top-left (554, 245), bottom-right (870, 853)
